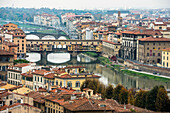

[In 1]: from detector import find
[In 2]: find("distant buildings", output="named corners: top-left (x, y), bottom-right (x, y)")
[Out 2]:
top-left (34, 13), bottom-right (60, 27)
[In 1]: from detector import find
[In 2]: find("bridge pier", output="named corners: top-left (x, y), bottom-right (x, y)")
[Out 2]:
top-left (70, 51), bottom-right (77, 58)
top-left (41, 50), bottom-right (47, 66)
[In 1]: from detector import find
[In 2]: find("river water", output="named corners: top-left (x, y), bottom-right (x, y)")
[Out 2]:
top-left (26, 52), bottom-right (170, 89)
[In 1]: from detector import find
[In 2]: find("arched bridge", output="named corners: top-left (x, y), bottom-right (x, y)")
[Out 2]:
top-left (25, 31), bottom-right (69, 40)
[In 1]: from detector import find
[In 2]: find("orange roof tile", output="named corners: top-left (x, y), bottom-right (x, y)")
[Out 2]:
top-left (138, 37), bottom-right (170, 41)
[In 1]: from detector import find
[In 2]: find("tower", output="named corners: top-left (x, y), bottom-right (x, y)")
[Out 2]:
top-left (118, 11), bottom-right (123, 27)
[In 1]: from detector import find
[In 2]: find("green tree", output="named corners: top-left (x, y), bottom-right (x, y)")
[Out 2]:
top-left (106, 84), bottom-right (113, 99)
top-left (155, 87), bottom-right (170, 112)
top-left (146, 86), bottom-right (159, 111)
top-left (134, 90), bottom-right (148, 108)
top-left (128, 89), bottom-right (136, 105)
top-left (113, 84), bottom-right (124, 102)
top-left (119, 87), bottom-right (128, 104)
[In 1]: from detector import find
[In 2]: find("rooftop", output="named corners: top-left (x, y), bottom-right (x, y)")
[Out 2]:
top-left (0, 49), bottom-right (15, 56)
top-left (138, 37), bottom-right (170, 42)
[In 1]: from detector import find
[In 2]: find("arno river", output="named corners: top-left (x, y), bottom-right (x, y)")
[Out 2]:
top-left (26, 52), bottom-right (170, 89)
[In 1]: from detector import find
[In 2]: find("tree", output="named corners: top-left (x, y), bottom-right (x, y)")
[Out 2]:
top-left (113, 84), bottom-right (124, 102)
top-left (128, 89), bottom-right (136, 105)
top-left (119, 87), bottom-right (128, 104)
top-left (146, 86), bottom-right (159, 111)
top-left (134, 90), bottom-right (148, 108)
top-left (106, 84), bottom-right (113, 99)
top-left (155, 87), bottom-right (170, 112)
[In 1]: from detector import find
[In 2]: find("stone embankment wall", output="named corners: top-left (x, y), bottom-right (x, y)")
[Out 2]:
top-left (126, 60), bottom-right (170, 76)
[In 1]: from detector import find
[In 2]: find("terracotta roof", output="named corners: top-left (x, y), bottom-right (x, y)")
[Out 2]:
top-left (64, 66), bottom-right (85, 69)
top-left (138, 37), bottom-right (170, 41)
top-left (121, 31), bottom-right (147, 35)
top-left (0, 91), bottom-right (12, 98)
top-left (63, 98), bottom-right (130, 112)
top-left (102, 40), bottom-right (121, 45)
top-left (0, 49), bottom-right (15, 55)
top-left (0, 105), bottom-right (8, 111)
top-left (3, 41), bottom-right (17, 47)
top-left (21, 72), bottom-right (33, 78)
top-left (14, 63), bottom-right (30, 68)
top-left (44, 73), bottom-right (55, 79)
top-left (32, 69), bottom-right (50, 75)
top-left (25, 91), bottom-right (45, 104)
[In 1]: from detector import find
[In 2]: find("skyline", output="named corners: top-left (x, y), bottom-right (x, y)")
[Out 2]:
top-left (0, 0), bottom-right (170, 10)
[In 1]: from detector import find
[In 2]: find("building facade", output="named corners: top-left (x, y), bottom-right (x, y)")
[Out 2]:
top-left (137, 37), bottom-right (170, 64)
top-left (162, 48), bottom-right (170, 68)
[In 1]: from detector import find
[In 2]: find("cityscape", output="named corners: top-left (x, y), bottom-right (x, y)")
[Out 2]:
top-left (0, 0), bottom-right (170, 113)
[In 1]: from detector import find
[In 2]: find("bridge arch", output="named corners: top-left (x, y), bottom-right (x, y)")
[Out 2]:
top-left (63, 45), bottom-right (67, 49)
top-left (26, 35), bottom-right (40, 40)
top-left (57, 44), bottom-right (62, 49)
top-left (42, 35), bottom-right (55, 40)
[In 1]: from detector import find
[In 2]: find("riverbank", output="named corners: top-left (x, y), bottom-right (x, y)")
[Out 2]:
top-left (121, 69), bottom-right (170, 82)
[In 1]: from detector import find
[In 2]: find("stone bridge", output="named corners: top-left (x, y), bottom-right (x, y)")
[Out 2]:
top-left (26, 31), bottom-right (69, 39)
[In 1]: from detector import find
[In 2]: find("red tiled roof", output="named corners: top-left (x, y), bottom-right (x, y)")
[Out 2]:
top-left (162, 48), bottom-right (170, 51)
top-left (14, 63), bottom-right (30, 68)
top-left (21, 72), bottom-right (33, 78)
top-left (32, 69), bottom-right (50, 75)
top-left (102, 40), bottom-right (121, 45)
top-left (44, 73), bottom-right (55, 79)
top-left (0, 49), bottom-right (15, 55)
top-left (138, 37), bottom-right (170, 41)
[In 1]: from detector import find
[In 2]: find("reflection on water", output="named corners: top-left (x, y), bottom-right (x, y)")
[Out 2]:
top-left (77, 54), bottom-right (92, 63)
top-left (27, 52), bottom-right (170, 89)
top-left (26, 53), bottom-right (41, 62)
top-left (47, 53), bottom-right (70, 63)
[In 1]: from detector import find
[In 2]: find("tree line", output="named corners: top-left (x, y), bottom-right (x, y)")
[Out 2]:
top-left (80, 79), bottom-right (170, 112)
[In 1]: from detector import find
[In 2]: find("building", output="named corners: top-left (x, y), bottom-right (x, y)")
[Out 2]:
top-left (34, 13), bottom-right (60, 27)
top-left (137, 37), bottom-right (170, 64)
top-left (63, 97), bottom-right (129, 113)
top-left (32, 66), bottom-right (100, 91)
top-left (3, 23), bottom-right (18, 30)
top-left (102, 40), bottom-right (122, 58)
top-left (0, 103), bottom-right (41, 113)
top-left (162, 48), bottom-right (170, 68)
top-left (7, 63), bottom-right (36, 85)
top-left (1, 23), bottom-right (27, 58)
top-left (120, 31), bottom-right (150, 60)
top-left (0, 50), bottom-right (15, 81)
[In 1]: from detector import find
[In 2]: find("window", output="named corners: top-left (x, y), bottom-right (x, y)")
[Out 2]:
top-left (34, 76), bottom-right (36, 81)
top-left (147, 47), bottom-right (149, 50)
top-left (52, 81), bottom-right (54, 86)
top-left (167, 63), bottom-right (169, 67)
top-left (153, 47), bottom-right (155, 50)
top-left (167, 57), bottom-right (168, 60)
top-left (152, 60), bottom-right (155, 63)
top-left (147, 53), bottom-right (149, 56)
top-left (56, 80), bottom-right (58, 85)
top-left (153, 43), bottom-right (155, 45)
top-left (41, 77), bottom-right (43, 82)
top-left (163, 56), bottom-right (165, 60)
top-left (75, 81), bottom-right (80, 87)
top-left (38, 77), bottom-right (39, 82)
top-left (163, 62), bottom-right (165, 66)
top-left (158, 53), bottom-right (160, 56)
top-left (153, 53), bottom-right (155, 56)
top-left (60, 81), bottom-right (62, 86)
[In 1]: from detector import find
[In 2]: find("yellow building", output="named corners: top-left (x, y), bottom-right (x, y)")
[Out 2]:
top-left (32, 66), bottom-right (100, 91)
top-left (162, 48), bottom-right (170, 68)
top-left (3, 23), bottom-right (18, 30)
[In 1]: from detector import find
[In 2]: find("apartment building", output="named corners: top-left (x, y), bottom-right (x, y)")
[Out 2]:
top-left (0, 50), bottom-right (15, 81)
top-left (120, 31), bottom-right (150, 60)
top-left (7, 63), bottom-right (35, 85)
top-left (162, 48), bottom-right (170, 68)
top-left (34, 13), bottom-right (60, 27)
top-left (137, 37), bottom-right (170, 64)
top-left (1, 23), bottom-right (27, 58)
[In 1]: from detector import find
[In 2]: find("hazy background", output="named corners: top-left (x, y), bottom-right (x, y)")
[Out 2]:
top-left (0, 0), bottom-right (170, 9)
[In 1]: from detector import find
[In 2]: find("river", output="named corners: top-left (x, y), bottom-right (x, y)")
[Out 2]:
top-left (26, 52), bottom-right (170, 89)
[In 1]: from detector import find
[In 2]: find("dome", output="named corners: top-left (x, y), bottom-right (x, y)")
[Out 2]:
top-left (58, 36), bottom-right (67, 40)
top-left (26, 35), bottom-right (40, 40)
